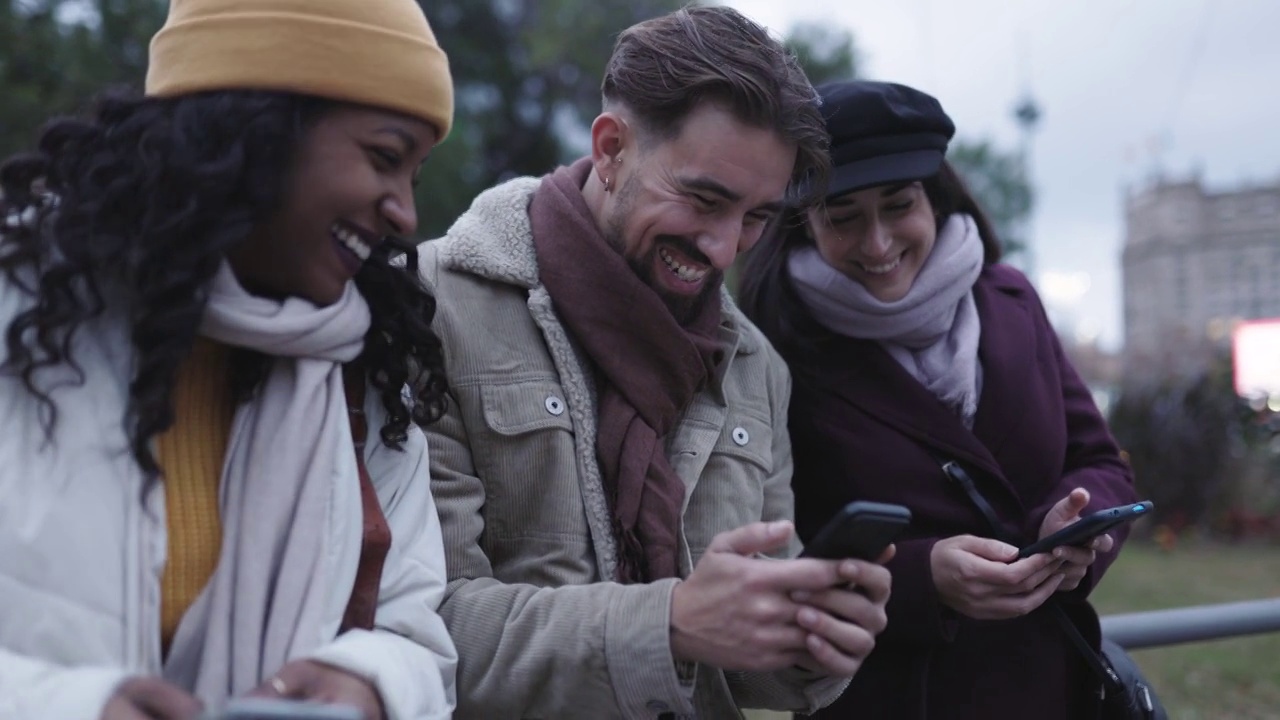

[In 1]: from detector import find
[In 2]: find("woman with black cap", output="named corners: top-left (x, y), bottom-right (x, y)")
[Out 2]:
top-left (739, 80), bottom-right (1138, 719)
top-left (0, 1), bottom-right (458, 718)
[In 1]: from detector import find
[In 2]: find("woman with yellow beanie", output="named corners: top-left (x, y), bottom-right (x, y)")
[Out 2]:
top-left (0, 1), bottom-right (457, 719)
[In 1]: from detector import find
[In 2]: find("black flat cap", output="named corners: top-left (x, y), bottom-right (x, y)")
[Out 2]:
top-left (818, 80), bottom-right (956, 199)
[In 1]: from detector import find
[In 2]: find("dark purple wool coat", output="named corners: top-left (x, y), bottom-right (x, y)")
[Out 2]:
top-left (784, 264), bottom-right (1137, 720)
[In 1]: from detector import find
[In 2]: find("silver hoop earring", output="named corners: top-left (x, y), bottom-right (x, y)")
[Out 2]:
top-left (604, 176), bottom-right (612, 192)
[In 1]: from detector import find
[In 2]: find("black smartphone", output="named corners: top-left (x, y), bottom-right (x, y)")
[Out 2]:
top-left (800, 501), bottom-right (912, 560)
top-left (1017, 500), bottom-right (1154, 559)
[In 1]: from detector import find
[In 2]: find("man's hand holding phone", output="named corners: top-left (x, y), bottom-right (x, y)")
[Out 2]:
top-left (670, 520), bottom-right (891, 679)
top-left (788, 545), bottom-right (894, 676)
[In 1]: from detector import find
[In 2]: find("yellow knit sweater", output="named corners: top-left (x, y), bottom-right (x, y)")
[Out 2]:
top-left (156, 337), bottom-right (235, 649)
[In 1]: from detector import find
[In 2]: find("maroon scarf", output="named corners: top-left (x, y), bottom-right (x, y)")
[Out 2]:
top-left (530, 159), bottom-right (723, 583)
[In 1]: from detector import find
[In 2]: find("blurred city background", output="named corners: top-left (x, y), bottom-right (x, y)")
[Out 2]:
top-left (2, 1), bottom-right (1277, 716)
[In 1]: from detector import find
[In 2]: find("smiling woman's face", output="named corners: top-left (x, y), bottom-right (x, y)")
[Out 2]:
top-left (805, 181), bottom-right (938, 302)
top-left (228, 105), bottom-right (437, 306)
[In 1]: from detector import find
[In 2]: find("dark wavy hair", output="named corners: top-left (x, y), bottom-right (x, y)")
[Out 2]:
top-left (0, 88), bottom-right (448, 477)
top-left (738, 160), bottom-right (1003, 360)
top-left (602, 5), bottom-right (829, 204)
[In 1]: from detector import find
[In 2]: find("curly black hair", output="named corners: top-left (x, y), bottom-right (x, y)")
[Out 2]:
top-left (0, 88), bottom-right (448, 477)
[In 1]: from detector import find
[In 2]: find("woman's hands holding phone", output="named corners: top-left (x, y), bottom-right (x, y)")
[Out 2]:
top-left (248, 660), bottom-right (384, 720)
top-left (100, 677), bottom-right (202, 720)
top-left (98, 661), bottom-right (383, 720)
top-left (1037, 488), bottom-right (1115, 592)
top-left (930, 535), bottom-right (1065, 620)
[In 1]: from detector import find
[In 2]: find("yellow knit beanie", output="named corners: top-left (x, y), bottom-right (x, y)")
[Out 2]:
top-left (146, 0), bottom-right (453, 139)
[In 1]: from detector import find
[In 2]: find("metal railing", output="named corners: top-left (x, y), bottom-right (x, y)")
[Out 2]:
top-left (744, 599), bottom-right (1280, 720)
top-left (1101, 597), bottom-right (1280, 649)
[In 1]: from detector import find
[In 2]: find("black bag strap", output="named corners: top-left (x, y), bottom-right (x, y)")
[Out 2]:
top-left (935, 457), bottom-right (1124, 698)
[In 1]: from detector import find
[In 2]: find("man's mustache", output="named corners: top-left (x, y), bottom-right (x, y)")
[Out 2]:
top-left (656, 235), bottom-right (712, 267)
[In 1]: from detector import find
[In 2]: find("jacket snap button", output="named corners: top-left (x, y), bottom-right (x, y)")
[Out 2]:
top-left (732, 427), bottom-right (749, 445)
top-left (545, 395), bottom-right (565, 415)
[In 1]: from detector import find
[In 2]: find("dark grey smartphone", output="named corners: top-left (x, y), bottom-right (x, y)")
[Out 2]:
top-left (1017, 501), bottom-right (1154, 559)
top-left (800, 501), bottom-right (912, 560)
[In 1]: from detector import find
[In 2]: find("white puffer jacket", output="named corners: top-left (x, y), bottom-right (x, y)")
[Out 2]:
top-left (0, 276), bottom-right (458, 720)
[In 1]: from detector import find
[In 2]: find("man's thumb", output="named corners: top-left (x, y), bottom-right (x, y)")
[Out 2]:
top-left (709, 520), bottom-right (794, 556)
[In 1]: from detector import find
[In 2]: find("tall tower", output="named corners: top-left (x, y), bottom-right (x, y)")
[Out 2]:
top-left (1013, 93), bottom-right (1042, 280)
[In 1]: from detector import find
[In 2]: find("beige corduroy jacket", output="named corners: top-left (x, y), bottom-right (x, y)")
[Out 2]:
top-left (417, 175), bottom-right (848, 720)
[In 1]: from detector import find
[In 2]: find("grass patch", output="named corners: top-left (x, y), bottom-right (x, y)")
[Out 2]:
top-left (1091, 541), bottom-right (1280, 720)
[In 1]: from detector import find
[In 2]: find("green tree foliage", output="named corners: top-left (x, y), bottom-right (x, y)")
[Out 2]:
top-left (1109, 364), bottom-right (1240, 531)
top-left (416, 0), bottom-right (684, 237)
top-left (784, 22), bottom-right (857, 85)
top-left (0, 0), bottom-right (164, 158)
top-left (948, 140), bottom-right (1033, 258)
top-left (1, 1), bottom-right (71, 157)
top-left (65, 0), bottom-right (165, 88)
top-left (1110, 352), bottom-right (1280, 539)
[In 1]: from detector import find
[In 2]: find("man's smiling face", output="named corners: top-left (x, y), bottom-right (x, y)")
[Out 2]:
top-left (600, 101), bottom-right (797, 323)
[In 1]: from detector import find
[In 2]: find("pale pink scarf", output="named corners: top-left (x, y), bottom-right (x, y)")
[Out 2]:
top-left (163, 263), bottom-right (369, 707)
top-left (787, 213), bottom-right (986, 424)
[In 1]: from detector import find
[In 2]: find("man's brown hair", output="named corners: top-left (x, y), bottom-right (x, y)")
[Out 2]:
top-left (601, 6), bottom-right (830, 203)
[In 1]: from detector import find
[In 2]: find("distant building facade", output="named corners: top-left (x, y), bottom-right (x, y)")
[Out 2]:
top-left (1122, 175), bottom-right (1280, 380)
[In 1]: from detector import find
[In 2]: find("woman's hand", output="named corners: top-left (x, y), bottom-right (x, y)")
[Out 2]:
top-left (1038, 488), bottom-right (1115, 592)
top-left (100, 677), bottom-right (202, 720)
top-left (249, 660), bottom-right (385, 720)
top-left (930, 535), bottom-right (1065, 620)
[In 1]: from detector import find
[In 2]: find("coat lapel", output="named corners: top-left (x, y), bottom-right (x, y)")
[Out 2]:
top-left (969, 269), bottom-right (1037, 458)
top-left (815, 335), bottom-right (1008, 484)
top-left (804, 264), bottom-right (1040, 505)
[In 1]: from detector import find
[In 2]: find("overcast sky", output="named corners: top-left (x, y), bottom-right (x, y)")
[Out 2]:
top-left (726, 0), bottom-right (1280, 351)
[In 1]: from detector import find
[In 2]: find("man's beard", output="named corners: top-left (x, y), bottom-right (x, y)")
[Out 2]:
top-left (625, 248), bottom-right (722, 326)
top-left (604, 176), bottom-right (723, 326)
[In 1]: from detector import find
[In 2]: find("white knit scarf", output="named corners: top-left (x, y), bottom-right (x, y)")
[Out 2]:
top-left (162, 264), bottom-right (370, 705)
top-left (787, 213), bottom-right (986, 425)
